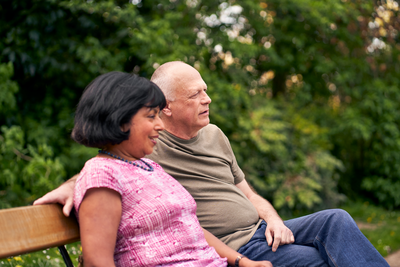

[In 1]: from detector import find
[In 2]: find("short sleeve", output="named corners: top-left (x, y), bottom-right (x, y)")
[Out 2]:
top-left (74, 160), bottom-right (123, 216)
top-left (231, 155), bottom-right (245, 185)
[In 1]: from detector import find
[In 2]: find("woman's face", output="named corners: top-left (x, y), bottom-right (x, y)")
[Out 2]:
top-left (109, 107), bottom-right (164, 160)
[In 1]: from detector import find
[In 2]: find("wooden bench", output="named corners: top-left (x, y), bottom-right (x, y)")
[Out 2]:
top-left (0, 204), bottom-right (80, 267)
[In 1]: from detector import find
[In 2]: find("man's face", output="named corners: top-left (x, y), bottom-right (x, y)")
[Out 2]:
top-left (167, 66), bottom-right (211, 136)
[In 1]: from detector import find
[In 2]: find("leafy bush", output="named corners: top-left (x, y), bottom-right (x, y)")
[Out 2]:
top-left (237, 102), bottom-right (345, 212)
top-left (0, 63), bottom-right (66, 208)
top-left (1, 0), bottom-right (400, 211)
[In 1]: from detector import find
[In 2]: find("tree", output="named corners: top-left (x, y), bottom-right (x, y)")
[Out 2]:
top-left (1, 0), bottom-right (399, 210)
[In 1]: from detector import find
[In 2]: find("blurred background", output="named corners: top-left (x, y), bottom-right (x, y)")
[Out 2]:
top-left (1, 0), bottom-right (400, 263)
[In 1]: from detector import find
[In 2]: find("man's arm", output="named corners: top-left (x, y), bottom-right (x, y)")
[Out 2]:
top-left (236, 179), bottom-right (294, 252)
top-left (202, 228), bottom-right (273, 267)
top-left (33, 174), bottom-right (78, 217)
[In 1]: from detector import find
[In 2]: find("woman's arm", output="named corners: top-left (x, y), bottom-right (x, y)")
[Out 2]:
top-left (202, 228), bottom-right (273, 267)
top-left (79, 188), bottom-right (122, 267)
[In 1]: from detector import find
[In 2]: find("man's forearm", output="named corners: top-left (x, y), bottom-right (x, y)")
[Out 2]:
top-left (33, 173), bottom-right (79, 216)
top-left (247, 193), bottom-right (283, 223)
top-left (235, 179), bottom-right (282, 223)
top-left (64, 174), bottom-right (79, 184)
top-left (235, 179), bottom-right (294, 251)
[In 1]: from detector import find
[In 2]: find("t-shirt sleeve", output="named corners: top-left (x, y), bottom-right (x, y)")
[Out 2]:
top-left (231, 154), bottom-right (245, 185)
top-left (74, 163), bottom-right (123, 216)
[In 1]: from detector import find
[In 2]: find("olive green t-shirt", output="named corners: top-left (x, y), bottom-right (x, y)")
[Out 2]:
top-left (146, 124), bottom-right (261, 250)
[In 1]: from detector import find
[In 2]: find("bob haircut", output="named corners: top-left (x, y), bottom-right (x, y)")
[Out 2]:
top-left (71, 71), bottom-right (166, 148)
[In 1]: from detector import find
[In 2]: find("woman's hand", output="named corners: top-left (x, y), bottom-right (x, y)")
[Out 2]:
top-left (201, 228), bottom-right (273, 267)
top-left (239, 257), bottom-right (273, 267)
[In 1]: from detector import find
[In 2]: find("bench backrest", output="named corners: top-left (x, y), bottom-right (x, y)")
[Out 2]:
top-left (0, 204), bottom-right (80, 259)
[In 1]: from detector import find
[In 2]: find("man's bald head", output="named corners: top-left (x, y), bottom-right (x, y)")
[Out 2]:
top-left (150, 61), bottom-right (192, 101)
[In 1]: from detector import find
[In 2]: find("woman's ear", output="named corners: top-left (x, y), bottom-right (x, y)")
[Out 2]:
top-left (120, 122), bottom-right (130, 132)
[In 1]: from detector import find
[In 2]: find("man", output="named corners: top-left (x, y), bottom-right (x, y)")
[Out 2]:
top-left (35, 61), bottom-right (389, 267)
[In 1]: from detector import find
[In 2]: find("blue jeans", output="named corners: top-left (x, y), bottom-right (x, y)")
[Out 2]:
top-left (238, 209), bottom-right (389, 267)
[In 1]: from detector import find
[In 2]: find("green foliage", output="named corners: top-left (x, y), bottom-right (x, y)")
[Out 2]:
top-left (0, 63), bottom-right (66, 208)
top-left (1, 0), bottom-right (400, 211)
top-left (238, 102), bottom-right (344, 212)
top-left (0, 62), bottom-right (18, 114)
top-left (0, 242), bottom-right (82, 267)
top-left (0, 125), bottom-right (66, 208)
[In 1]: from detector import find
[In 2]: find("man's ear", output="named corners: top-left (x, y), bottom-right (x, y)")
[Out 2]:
top-left (162, 102), bottom-right (172, 117)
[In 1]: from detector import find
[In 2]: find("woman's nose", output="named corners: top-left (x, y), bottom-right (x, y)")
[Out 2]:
top-left (155, 117), bottom-right (164, 131)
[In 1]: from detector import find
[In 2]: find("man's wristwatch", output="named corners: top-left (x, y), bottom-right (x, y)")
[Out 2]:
top-left (235, 255), bottom-right (248, 267)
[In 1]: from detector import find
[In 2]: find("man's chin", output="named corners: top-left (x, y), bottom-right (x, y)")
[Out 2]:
top-left (200, 119), bottom-right (210, 127)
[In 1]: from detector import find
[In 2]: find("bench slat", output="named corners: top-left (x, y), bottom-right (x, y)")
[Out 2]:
top-left (0, 204), bottom-right (80, 259)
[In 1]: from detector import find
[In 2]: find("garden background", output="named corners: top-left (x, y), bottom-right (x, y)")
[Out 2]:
top-left (1, 0), bottom-right (400, 265)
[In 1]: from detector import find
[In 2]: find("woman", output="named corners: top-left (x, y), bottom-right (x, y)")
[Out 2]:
top-left (71, 72), bottom-right (271, 267)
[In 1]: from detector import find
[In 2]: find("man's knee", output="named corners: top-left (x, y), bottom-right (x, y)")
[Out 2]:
top-left (328, 208), bottom-right (351, 218)
top-left (321, 208), bottom-right (355, 225)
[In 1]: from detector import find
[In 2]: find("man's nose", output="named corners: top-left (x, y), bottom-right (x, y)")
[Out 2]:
top-left (201, 91), bottom-right (212, 104)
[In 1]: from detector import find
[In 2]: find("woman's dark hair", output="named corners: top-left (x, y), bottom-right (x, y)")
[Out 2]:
top-left (71, 71), bottom-right (166, 148)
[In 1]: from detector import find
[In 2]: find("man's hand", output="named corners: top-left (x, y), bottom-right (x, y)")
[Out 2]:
top-left (240, 257), bottom-right (273, 267)
top-left (265, 220), bottom-right (295, 252)
top-left (33, 176), bottom-right (77, 217)
top-left (235, 179), bottom-right (294, 252)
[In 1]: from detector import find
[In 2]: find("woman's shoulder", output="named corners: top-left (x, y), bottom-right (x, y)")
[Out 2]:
top-left (78, 157), bottom-right (127, 183)
top-left (82, 157), bottom-right (121, 171)
top-left (80, 157), bottom-right (167, 179)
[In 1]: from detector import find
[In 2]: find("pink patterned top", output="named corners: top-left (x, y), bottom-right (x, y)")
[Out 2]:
top-left (74, 157), bottom-right (227, 267)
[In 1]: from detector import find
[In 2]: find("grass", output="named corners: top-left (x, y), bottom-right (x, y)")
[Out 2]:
top-left (0, 242), bottom-right (81, 267)
top-left (1, 202), bottom-right (399, 266)
top-left (341, 201), bottom-right (400, 257)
